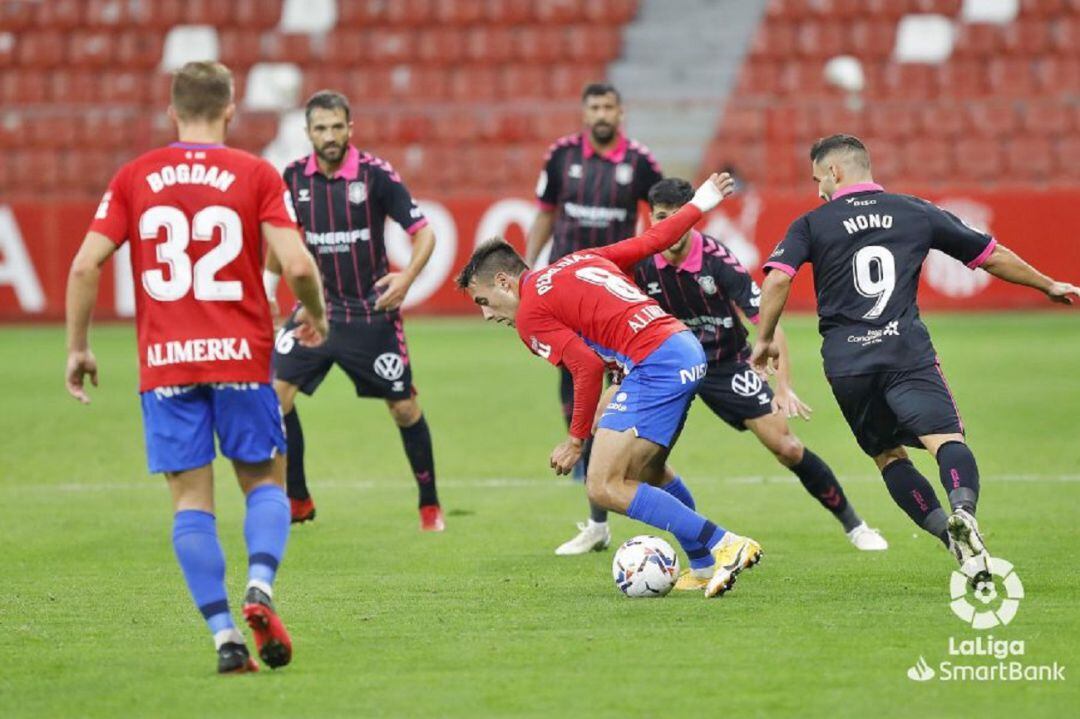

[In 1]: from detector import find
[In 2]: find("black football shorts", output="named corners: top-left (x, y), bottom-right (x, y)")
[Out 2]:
top-left (696, 361), bottom-right (775, 431)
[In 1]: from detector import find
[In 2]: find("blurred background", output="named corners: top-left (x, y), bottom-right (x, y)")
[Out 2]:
top-left (1, 0), bottom-right (1077, 319)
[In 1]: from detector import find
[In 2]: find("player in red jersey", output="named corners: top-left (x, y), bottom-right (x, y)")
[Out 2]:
top-left (64, 62), bottom-right (327, 674)
top-left (458, 173), bottom-right (763, 598)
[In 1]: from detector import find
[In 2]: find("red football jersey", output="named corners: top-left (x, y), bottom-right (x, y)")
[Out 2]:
top-left (515, 206), bottom-right (703, 436)
top-left (88, 143), bottom-right (298, 391)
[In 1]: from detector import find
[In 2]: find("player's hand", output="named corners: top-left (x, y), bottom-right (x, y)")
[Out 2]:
top-left (689, 172), bottom-right (737, 213)
top-left (1046, 281), bottom-right (1080, 305)
top-left (772, 385), bottom-right (813, 421)
top-left (65, 349), bottom-right (98, 404)
top-left (750, 337), bottom-right (780, 378)
top-left (373, 272), bottom-right (412, 311)
top-left (293, 307), bottom-right (328, 347)
top-left (550, 437), bottom-right (584, 476)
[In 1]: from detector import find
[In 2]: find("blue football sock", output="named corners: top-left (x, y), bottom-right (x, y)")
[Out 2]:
top-left (661, 477), bottom-right (713, 570)
top-left (627, 483), bottom-right (726, 559)
top-left (172, 510), bottom-right (234, 635)
top-left (244, 484), bottom-right (290, 588)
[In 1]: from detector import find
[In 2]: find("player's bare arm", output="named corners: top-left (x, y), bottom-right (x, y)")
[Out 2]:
top-left (65, 231), bottom-right (119, 404)
top-left (551, 341), bottom-right (608, 476)
top-left (768, 325), bottom-right (812, 420)
top-left (979, 243), bottom-right (1080, 305)
top-left (750, 269), bottom-right (793, 376)
top-left (262, 222), bottom-right (328, 345)
top-left (525, 208), bottom-right (555, 267)
top-left (374, 225), bottom-right (436, 311)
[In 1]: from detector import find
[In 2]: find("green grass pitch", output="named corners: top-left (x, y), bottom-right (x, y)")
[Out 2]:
top-left (1, 313), bottom-right (1077, 718)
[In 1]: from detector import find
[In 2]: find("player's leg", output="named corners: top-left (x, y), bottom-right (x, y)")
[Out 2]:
top-left (386, 396), bottom-right (444, 531)
top-left (829, 373), bottom-right (950, 547)
top-left (745, 412), bottom-right (886, 550)
top-left (272, 318), bottom-right (335, 523)
top-left (213, 383), bottom-right (293, 669)
top-left (143, 385), bottom-right (256, 673)
top-left (554, 366), bottom-right (611, 555)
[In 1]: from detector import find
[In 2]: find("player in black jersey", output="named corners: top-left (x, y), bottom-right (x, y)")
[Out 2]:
top-left (626, 179), bottom-right (886, 588)
top-left (264, 91), bottom-right (444, 531)
top-left (525, 83), bottom-right (664, 555)
top-left (752, 134), bottom-right (1079, 578)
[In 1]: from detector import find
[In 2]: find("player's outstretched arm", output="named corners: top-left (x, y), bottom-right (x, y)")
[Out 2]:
top-left (750, 270), bottom-right (793, 377)
top-left (374, 225), bottom-right (436, 311)
top-left (65, 232), bottom-right (118, 404)
top-left (550, 339), bottom-right (607, 475)
top-left (598, 173), bottom-right (737, 271)
top-left (979, 244), bottom-right (1080, 305)
top-left (525, 208), bottom-right (555, 267)
top-left (263, 222), bottom-right (328, 345)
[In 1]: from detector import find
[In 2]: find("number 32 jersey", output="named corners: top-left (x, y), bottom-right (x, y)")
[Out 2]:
top-left (764, 183), bottom-right (996, 377)
top-left (89, 143), bottom-right (298, 391)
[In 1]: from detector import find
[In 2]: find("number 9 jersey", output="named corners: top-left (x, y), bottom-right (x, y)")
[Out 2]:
top-left (763, 183), bottom-right (996, 377)
top-left (89, 143), bottom-right (299, 391)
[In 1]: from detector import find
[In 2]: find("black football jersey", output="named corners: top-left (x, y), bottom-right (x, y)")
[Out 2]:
top-left (764, 183), bottom-right (996, 377)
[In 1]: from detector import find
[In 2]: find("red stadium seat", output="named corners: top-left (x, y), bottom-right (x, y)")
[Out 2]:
top-left (128, 0), bottom-right (186, 29)
top-left (433, 0), bottom-right (485, 25)
top-left (907, 0), bottom-right (962, 14)
top-left (397, 67), bottom-right (450, 100)
top-left (1019, 0), bottom-right (1065, 15)
top-left (532, 106), bottom-right (583, 143)
top-left (69, 31), bottom-right (115, 67)
top-left (534, 0), bottom-right (585, 24)
top-left (1021, 101), bottom-right (1072, 136)
top-left (850, 19), bottom-right (897, 59)
top-left (16, 31), bottom-right (66, 68)
top-left (387, 0), bottom-right (435, 26)
top-left (918, 103), bottom-right (969, 138)
top-left (234, 112), bottom-right (281, 149)
top-left (260, 33), bottom-right (314, 64)
top-left (233, 0), bottom-right (282, 30)
top-left (1049, 16), bottom-right (1080, 55)
top-left (49, 70), bottom-right (102, 105)
top-left (935, 60), bottom-right (989, 99)
top-left (954, 138), bottom-right (1002, 182)
top-left (795, 20), bottom-right (847, 58)
top-left (987, 58), bottom-right (1036, 97)
top-left (416, 28), bottom-right (465, 64)
top-left (721, 104), bottom-right (767, 141)
top-left (1053, 137), bottom-right (1080, 180)
top-left (1003, 19), bottom-right (1053, 55)
top-left (582, 0), bottom-right (638, 24)
top-left (564, 27), bottom-right (623, 62)
top-left (367, 29), bottom-right (415, 64)
top-left (778, 61), bottom-right (830, 97)
top-left (337, 0), bottom-right (386, 27)
top-left (1034, 57), bottom-right (1080, 94)
top-left (34, 0), bottom-right (82, 28)
top-left (485, 0), bottom-right (533, 25)
top-left (449, 66), bottom-right (499, 102)
top-left (735, 62), bottom-right (781, 97)
top-left (548, 64), bottom-right (603, 99)
top-left (866, 104), bottom-right (919, 140)
top-left (499, 65), bottom-right (549, 99)
top-left (301, 67), bottom-right (350, 99)
top-left (0, 1), bottom-right (35, 32)
top-left (966, 101), bottom-right (1020, 137)
top-left (751, 21), bottom-right (797, 61)
top-left (465, 27), bottom-right (515, 63)
top-left (219, 30), bottom-right (263, 68)
top-left (513, 27), bottom-right (565, 63)
top-left (882, 64), bottom-right (937, 100)
top-left (115, 31), bottom-right (164, 70)
top-left (902, 137), bottom-right (953, 183)
top-left (952, 23), bottom-right (1004, 59)
top-left (859, 135), bottom-right (901, 182)
top-left (100, 71), bottom-right (150, 105)
top-left (1004, 137), bottom-right (1054, 183)
top-left (183, 0), bottom-right (235, 25)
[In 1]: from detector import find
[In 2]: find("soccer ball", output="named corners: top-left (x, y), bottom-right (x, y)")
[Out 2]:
top-left (612, 535), bottom-right (680, 598)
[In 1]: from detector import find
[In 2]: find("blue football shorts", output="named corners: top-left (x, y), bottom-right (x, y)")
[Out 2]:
top-left (139, 382), bottom-right (286, 474)
top-left (597, 331), bottom-right (707, 448)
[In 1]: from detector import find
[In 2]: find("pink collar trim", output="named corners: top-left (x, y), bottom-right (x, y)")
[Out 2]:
top-left (832, 182), bottom-right (885, 201)
top-left (582, 133), bottom-right (628, 163)
top-left (655, 230), bottom-right (703, 273)
top-left (304, 145), bottom-right (361, 180)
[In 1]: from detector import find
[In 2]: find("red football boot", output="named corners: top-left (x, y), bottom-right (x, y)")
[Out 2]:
top-left (289, 497), bottom-right (316, 524)
top-left (242, 587), bottom-right (292, 669)
top-left (419, 504), bottom-right (445, 532)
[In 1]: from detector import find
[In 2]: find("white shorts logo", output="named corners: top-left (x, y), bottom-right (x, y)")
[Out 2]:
top-left (731, 370), bottom-right (763, 397)
top-left (950, 556), bottom-right (1024, 629)
top-left (374, 352), bottom-right (405, 381)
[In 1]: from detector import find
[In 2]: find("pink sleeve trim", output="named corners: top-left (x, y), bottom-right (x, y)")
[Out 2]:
top-left (405, 218), bottom-right (429, 235)
top-left (763, 261), bottom-right (797, 277)
top-left (536, 199), bottom-right (556, 211)
top-left (746, 314), bottom-right (760, 325)
top-left (966, 237), bottom-right (997, 269)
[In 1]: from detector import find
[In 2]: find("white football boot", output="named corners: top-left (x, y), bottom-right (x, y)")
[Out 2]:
top-left (947, 508), bottom-right (991, 582)
top-left (846, 522), bottom-right (889, 551)
top-left (554, 520), bottom-right (611, 556)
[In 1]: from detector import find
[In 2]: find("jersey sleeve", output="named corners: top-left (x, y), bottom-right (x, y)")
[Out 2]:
top-left (256, 161), bottom-right (298, 228)
top-left (763, 215), bottom-right (812, 277)
top-left (535, 146), bottom-right (562, 211)
top-left (714, 248), bottom-right (762, 324)
top-left (87, 166), bottom-right (132, 245)
top-left (926, 204), bottom-right (997, 268)
top-left (595, 204), bottom-right (703, 271)
top-left (632, 146), bottom-right (663, 201)
top-left (374, 163), bottom-right (428, 235)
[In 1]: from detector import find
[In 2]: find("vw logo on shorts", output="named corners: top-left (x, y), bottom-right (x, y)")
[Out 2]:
top-left (731, 369), bottom-right (763, 397)
top-left (373, 352), bottom-right (405, 381)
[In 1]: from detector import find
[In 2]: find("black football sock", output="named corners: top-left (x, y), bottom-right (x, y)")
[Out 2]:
top-left (790, 449), bottom-right (862, 532)
top-left (581, 438), bottom-right (609, 523)
top-left (882, 459), bottom-right (949, 546)
top-left (283, 408), bottom-right (309, 501)
top-left (399, 415), bottom-right (439, 508)
top-left (558, 367), bottom-right (575, 427)
top-left (935, 440), bottom-right (980, 514)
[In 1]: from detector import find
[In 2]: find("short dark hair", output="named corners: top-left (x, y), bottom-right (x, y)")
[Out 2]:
top-left (648, 178), bottom-right (694, 209)
top-left (305, 90), bottom-right (351, 124)
top-left (171, 61), bottom-right (233, 122)
top-left (810, 134), bottom-right (870, 168)
top-left (456, 239), bottom-right (528, 289)
top-left (581, 82), bottom-right (621, 104)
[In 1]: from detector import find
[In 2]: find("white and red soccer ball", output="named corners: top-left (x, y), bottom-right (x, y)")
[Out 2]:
top-left (612, 535), bottom-right (679, 598)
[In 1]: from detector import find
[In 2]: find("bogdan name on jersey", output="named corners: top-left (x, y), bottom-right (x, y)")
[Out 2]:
top-left (535, 252), bottom-right (592, 295)
top-left (562, 202), bottom-right (628, 227)
top-left (842, 213), bottom-right (894, 235)
top-left (146, 337), bottom-right (253, 367)
top-left (146, 164), bottom-right (237, 194)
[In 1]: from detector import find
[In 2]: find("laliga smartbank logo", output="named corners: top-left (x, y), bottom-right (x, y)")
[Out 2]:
top-left (906, 555), bottom-right (1065, 683)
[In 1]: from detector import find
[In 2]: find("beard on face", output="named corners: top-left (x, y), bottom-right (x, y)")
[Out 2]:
top-left (316, 141), bottom-right (345, 164)
top-left (590, 121), bottom-right (616, 144)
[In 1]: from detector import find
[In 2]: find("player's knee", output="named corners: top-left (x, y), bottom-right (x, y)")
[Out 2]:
top-left (274, 381), bottom-right (296, 414)
top-left (773, 434), bottom-right (804, 467)
top-left (874, 447), bottom-right (908, 472)
top-left (388, 398), bottom-right (421, 427)
top-left (585, 473), bottom-right (619, 509)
